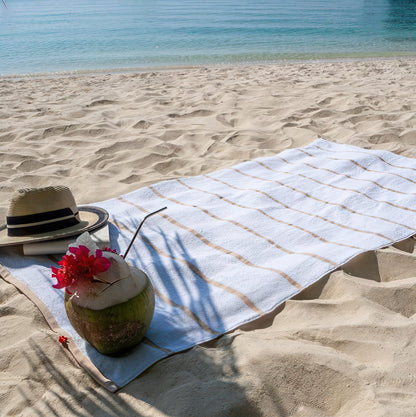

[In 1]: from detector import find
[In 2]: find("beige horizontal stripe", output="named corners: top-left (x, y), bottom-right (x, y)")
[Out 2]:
top-left (204, 167), bottom-right (390, 245)
top-left (265, 156), bottom-right (416, 217)
top-left (254, 160), bottom-right (396, 241)
top-left (211, 170), bottom-right (367, 251)
top-left (175, 178), bottom-right (338, 267)
top-left (301, 146), bottom-right (416, 196)
top-left (141, 337), bottom-right (173, 354)
top-left (234, 165), bottom-right (416, 234)
top-left (141, 231), bottom-right (264, 316)
top-left (292, 151), bottom-right (416, 231)
top-left (316, 143), bottom-right (416, 173)
top-left (152, 287), bottom-right (219, 336)
top-left (313, 144), bottom-right (416, 186)
top-left (113, 208), bottom-right (265, 315)
top-left (147, 186), bottom-right (302, 290)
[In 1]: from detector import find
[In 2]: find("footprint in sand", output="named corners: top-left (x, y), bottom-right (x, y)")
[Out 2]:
top-left (86, 99), bottom-right (116, 107)
top-left (168, 109), bottom-right (213, 118)
top-left (133, 120), bottom-right (151, 129)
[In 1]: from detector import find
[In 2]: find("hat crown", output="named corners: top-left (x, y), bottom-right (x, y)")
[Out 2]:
top-left (6, 186), bottom-right (81, 238)
top-left (8, 186), bottom-right (77, 217)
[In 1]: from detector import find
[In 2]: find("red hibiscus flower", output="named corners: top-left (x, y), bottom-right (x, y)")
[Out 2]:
top-left (52, 245), bottom-right (111, 291)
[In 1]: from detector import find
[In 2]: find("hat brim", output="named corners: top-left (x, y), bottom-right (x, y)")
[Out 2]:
top-left (0, 206), bottom-right (109, 247)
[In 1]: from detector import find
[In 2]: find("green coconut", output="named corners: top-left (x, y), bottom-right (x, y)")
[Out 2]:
top-left (64, 234), bottom-right (155, 355)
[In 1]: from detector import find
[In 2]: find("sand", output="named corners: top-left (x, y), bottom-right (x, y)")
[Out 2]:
top-left (2, 58), bottom-right (416, 416)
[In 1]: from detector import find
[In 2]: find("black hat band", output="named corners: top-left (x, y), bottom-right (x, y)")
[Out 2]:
top-left (7, 207), bottom-right (80, 237)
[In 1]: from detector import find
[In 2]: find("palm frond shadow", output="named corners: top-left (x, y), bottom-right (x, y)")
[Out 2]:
top-left (24, 335), bottom-right (145, 417)
top-left (120, 227), bottom-right (263, 416)
top-left (135, 229), bottom-right (225, 334)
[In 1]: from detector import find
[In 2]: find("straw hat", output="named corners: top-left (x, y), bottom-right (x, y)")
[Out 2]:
top-left (0, 186), bottom-right (109, 246)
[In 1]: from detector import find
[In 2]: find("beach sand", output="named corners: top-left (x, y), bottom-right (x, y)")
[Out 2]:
top-left (2, 58), bottom-right (416, 416)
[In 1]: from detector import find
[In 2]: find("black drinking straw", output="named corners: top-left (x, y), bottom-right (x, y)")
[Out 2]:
top-left (123, 206), bottom-right (167, 259)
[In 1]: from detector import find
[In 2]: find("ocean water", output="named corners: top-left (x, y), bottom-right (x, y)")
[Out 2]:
top-left (0, 0), bottom-right (416, 75)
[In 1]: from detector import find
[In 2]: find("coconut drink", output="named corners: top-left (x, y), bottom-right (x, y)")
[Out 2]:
top-left (51, 232), bottom-right (155, 355)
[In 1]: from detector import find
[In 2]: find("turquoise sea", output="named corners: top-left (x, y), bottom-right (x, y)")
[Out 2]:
top-left (0, 0), bottom-right (416, 76)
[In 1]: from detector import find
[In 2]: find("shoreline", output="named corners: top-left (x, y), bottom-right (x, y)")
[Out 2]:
top-left (2, 52), bottom-right (416, 80)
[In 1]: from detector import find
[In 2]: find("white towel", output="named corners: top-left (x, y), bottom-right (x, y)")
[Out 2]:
top-left (2, 138), bottom-right (416, 391)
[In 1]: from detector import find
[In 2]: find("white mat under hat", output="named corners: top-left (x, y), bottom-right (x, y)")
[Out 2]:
top-left (2, 138), bottom-right (416, 391)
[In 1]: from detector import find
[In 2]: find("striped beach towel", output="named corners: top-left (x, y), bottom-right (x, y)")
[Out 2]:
top-left (2, 138), bottom-right (416, 391)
